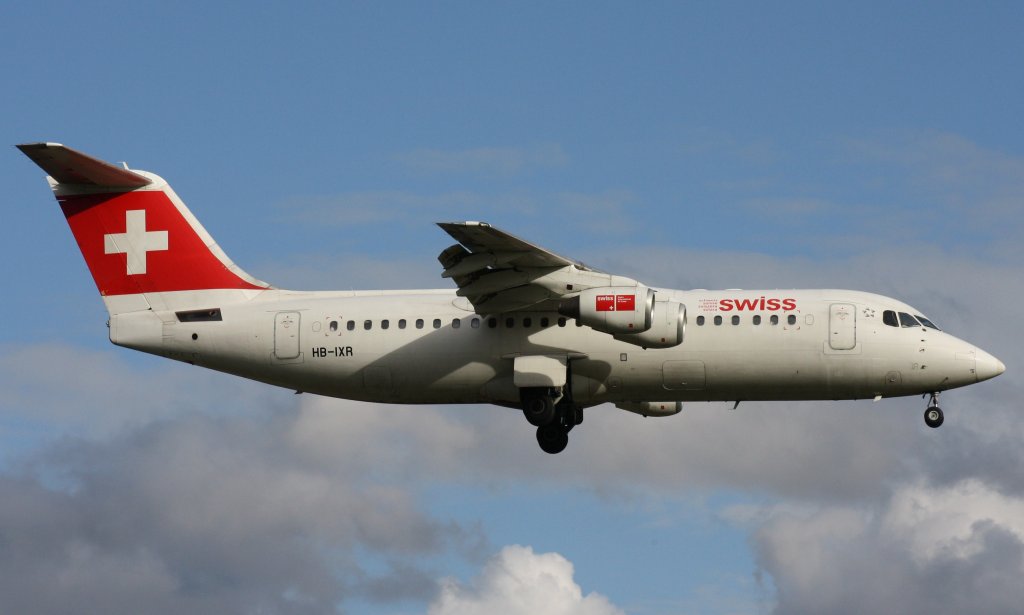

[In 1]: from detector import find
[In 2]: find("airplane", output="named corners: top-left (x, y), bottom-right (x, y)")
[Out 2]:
top-left (17, 143), bottom-right (1006, 454)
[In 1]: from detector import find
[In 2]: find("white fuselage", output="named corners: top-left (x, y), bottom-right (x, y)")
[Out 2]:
top-left (109, 287), bottom-right (996, 408)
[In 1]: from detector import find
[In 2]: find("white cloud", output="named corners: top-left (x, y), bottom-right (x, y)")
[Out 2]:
top-left (430, 545), bottom-right (624, 615)
top-left (0, 403), bottom-right (485, 615)
top-left (883, 480), bottom-right (1024, 564)
top-left (0, 343), bottom-right (283, 443)
top-left (749, 480), bottom-right (1024, 615)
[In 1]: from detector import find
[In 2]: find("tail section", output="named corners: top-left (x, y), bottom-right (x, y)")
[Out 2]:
top-left (18, 143), bottom-right (270, 316)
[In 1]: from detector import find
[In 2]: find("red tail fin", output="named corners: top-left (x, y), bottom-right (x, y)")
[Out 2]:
top-left (18, 143), bottom-right (269, 299)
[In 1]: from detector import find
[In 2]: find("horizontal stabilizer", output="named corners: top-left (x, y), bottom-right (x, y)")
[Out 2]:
top-left (16, 142), bottom-right (152, 187)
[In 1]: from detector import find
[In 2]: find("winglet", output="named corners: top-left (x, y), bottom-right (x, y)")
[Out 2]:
top-left (16, 142), bottom-right (153, 187)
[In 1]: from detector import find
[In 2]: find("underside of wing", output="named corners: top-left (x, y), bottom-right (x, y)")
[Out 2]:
top-left (437, 221), bottom-right (626, 314)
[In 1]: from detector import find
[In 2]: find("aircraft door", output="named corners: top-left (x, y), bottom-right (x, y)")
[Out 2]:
top-left (829, 303), bottom-right (856, 350)
top-left (274, 311), bottom-right (301, 360)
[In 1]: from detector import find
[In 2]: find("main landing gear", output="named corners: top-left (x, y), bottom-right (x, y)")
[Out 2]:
top-left (521, 388), bottom-right (583, 455)
top-left (924, 392), bottom-right (944, 429)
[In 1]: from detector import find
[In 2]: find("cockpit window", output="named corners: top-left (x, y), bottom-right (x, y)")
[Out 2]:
top-left (916, 315), bottom-right (940, 330)
top-left (898, 312), bottom-right (920, 328)
top-left (882, 310), bottom-right (898, 327)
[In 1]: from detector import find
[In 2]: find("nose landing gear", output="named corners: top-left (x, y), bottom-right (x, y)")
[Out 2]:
top-left (924, 392), bottom-right (944, 428)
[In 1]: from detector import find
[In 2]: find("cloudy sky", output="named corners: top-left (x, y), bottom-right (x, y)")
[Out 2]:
top-left (2, 2), bottom-right (1022, 613)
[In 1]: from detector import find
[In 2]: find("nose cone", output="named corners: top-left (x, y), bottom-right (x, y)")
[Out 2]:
top-left (976, 349), bottom-right (1006, 382)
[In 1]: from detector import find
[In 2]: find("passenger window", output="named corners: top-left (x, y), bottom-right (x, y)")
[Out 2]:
top-left (363, 320), bottom-right (372, 330)
top-left (398, 319), bottom-right (406, 329)
top-left (471, 318), bottom-right (480, 328)
top-left (557, 317), bottom-right (567, 327)
top-left (714, 315), bottom-right (723, 326)
top-left (416, 318), bottom-right (424, 329)
top-left (696, 315), bottom-right (705, 326)
top-left (916, 315), bottom-right (940, 330)
top-left (381, 320), bottom-right (389, 330)
top-left (347, 320), bottom-right (355, 331)
top-left (882, 310), bottom-right (898, 327)
top-left (753, 315), bottom-right (761, 325)
top-left (452, 318), bottom-right (461, 329)
top-left (770, 315), bottom-right (779, 325)
top-left (541, 317), bottom-right (550, 328)
top-left (329, 320), bottom-right (338, 332)
top-left (898, 312), bottom-right (920, 328)
top-left (523, 317), bottom-right (532, 328)
top-left (731, 315), bottom-right (740, 325)
top-left (505, 317), bottom-right (514, 328)
top-left (488, 318), bottom-right (497, 328)
top-left (433, 319), bottom-right (441, 329)
top-left (787, 315), bottom-right (796, 325)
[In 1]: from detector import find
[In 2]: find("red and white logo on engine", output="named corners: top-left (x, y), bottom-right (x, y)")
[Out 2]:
top-left (596, 294), bottom-right (636, 312)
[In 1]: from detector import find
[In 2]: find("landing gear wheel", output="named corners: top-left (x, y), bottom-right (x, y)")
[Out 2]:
top-left (924, 406), bottom-right (944, 429)
top-left (523, 394), bottom-right (556, 427)
top-left (536, 423), bottom-right (569, 454)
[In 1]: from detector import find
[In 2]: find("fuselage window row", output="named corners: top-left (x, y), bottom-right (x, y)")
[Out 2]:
top-left (694, 314), bottom-right (786, 327)
top-left (330, 308), bottom-right (943, 335)
top-left (326, 315), bottom-right (572, 332)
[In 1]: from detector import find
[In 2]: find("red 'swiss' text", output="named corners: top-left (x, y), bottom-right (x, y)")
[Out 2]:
top-left (717, 297), bottom-right (797, 311)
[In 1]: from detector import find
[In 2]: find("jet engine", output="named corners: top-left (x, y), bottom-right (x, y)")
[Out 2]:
top-left (613, 300), bottom-right (684, 348)
top-left (558, 285), bottom-right (655, 335)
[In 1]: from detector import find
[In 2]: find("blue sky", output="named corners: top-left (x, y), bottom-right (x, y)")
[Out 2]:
top-left (2, 3), bottom-right (1023, 614)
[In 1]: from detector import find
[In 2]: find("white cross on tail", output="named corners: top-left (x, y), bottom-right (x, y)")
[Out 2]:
top-left (104, 210), bottom-right (168, 275)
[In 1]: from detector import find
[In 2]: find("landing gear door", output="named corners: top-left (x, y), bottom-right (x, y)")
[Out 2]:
top-left (513, 355), bottom-right (567, 388)
top-left (829, 303), bottom-right (856, 351)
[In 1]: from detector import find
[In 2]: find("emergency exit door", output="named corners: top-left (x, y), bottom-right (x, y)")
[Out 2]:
top-left (274, 311), bottom-right (301, 360)
top-left (829, 303), bottom-right (856, 350)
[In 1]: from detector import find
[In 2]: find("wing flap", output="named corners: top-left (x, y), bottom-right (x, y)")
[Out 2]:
top-left (16, 142), bottom-right (152, 187)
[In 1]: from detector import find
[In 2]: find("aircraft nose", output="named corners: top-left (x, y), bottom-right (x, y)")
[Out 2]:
top-left (975, 349), bottom-right (1006, 382)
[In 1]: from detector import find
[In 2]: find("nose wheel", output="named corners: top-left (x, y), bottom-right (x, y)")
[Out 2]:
top-left (924, 392), bottom-right (944, 429)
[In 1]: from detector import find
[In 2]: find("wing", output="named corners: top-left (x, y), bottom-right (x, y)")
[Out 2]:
top-left (436, 221), bottom-right (638, 314)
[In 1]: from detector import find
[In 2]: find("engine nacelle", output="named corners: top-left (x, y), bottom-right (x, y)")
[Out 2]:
top-left (614, 300), bottom-right (684, 348)
top-left (615, 401), bottom-right (682, 417)
top-left (558, 285), bottom-right (654, 335)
